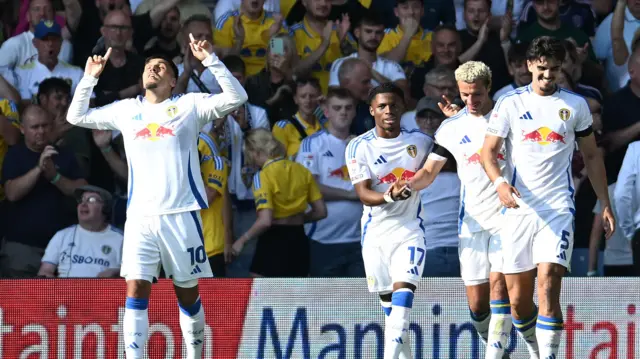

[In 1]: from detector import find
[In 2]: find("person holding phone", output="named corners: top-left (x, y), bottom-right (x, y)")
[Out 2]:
top-left (245, 33), bottom-right (298, 127)
top-left (1, 104), bottom-right (87, 278)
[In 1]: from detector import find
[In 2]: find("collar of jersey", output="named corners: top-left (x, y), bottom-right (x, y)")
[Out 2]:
top-left (393, 26), bottom-right (427, 41)
top-left (262, 157), bottom-right (285, 169)
top-left (240, 10), bottom-right (269, 25)
top-left (302, 17), bottom-right (337, 39)
top-left (295, 112), bottom-right (319, 130)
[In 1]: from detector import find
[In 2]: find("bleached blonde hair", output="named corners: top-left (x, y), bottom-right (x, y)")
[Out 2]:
top-left (454, 61), bottom-right (492, 91)
top-left (243, 128), bottom-right (286, 165)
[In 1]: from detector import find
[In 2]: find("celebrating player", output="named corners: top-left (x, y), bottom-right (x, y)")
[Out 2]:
top-left (346, 83), bottom-right (433, 359)
top-left (66, 35), bottom-right (248, 359)
top-left (482, 36), bottom-right (615, 359)
top-left (408, 61), bottom-right (518, 359)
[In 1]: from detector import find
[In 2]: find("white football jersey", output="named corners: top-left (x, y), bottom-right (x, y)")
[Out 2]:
top-left (176, 63), bottom-right (222, 95)
top-left (0, 31), bottom-right (73, 69)
top-left (67, 54), bottom-right (248, 217)
top-left (346, 128), bottom-right (433, 245)
top-left (328, 53), bottom-right (406, 87)
top-left (15, 60), bottom-right (84, 100)
top-left (296, 130), bottom-right (362, 244)
top-left (432, 108), bottom-right (506, 232)
top-left (487, 85), bottom-right (592, 214)
top-left (41, 225), bottom-right (123, 278)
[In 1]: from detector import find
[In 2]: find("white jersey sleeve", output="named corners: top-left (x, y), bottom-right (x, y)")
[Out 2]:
top-left (296, 135), bottom-right (320, 176)
top-left (192, 54), bottom-right (248, 129)
top-left (250, 104), bottom-right (270, 129)
top-left (328, 58), bottom-right (343, 87)
top-left (486, 95), bottom-right (514, 138)
top-left (42, 230), bottom-right (64, 265)
top-left (574, 96), bottom-right (593, 132)
top-left (66, 75), bottom-right (131, 130)
top-left (346, 136), bottom-right (372, 185)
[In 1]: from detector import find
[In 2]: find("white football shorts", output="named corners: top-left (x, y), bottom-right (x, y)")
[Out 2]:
top-left (500, 208), bottom-right (575, 274)
top-left (458, 226), bottom-right (504, 286)
top-left (362, 231), bottom-right (426, 293)
top-left (121, 211), bottom-right (213, 284)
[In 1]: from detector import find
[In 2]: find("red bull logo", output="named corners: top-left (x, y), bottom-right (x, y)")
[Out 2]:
top-left (521, 127), bottom-right (566, 145)
top-left (328, 165), bottom-right (350, 181)
top-left (377, 168), bottom-right (415, 185)
top-left (133, 123), bottom-right (176, 141)
top-left (464, 149), bottom-right (506, 165)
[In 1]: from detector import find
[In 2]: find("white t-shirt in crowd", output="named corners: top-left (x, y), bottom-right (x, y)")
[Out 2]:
top-left (0, 31), bottom-right (73, 69)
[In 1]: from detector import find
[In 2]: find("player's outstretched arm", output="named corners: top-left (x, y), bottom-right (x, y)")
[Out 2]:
top-left (613, 143), bottom-right (638, 240)
top-left (579, 133), bottom-right (616, 238)
top-left (67, 48), bottom-right (122, 130)
top-left (188, 33), bottom-right (248, 125)
top-left (408, 152), bottom-right (448, 191)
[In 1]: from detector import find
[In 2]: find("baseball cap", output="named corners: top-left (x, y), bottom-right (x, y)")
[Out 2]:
top-left (34, 20), bottom-right (62, 39)
top-left (74, 185), bottom-right (113, 204)
top-left (415, 97), bottom-right (444, 117)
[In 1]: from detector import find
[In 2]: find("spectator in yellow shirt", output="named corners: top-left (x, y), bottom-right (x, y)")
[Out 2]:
top-left (197, 132), bottom-right (233, 277)
top-left (378, 0), bottom-right (433, 76)
top-left (215, 0), bottom-right (286, 76)
top-left (231, 128), bottom-right (327, 277)
top-left (289, 0), bottom-right (354, 93)
top-left (272, 77), bottom-right (325, 158)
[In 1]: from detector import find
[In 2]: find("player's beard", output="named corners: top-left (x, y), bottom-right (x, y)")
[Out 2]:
top-left (144, 82), bottom-right (159, 90)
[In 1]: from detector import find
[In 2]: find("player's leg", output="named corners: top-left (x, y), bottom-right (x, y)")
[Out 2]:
top-left (501, 215), bottom-right (539, 359)
top-left (485, 273), bottom-right (512, 359)
top-left (159, 211), bottom-right (213, 359)
top-left (485, 231), bottom-right (512, 359)
top-left (533, 210), bottom-right (575, 359)
top-left (385, 234), bottom-right (427, 359)
top-left (174, 281), bottom-right (206, 359)
top-left (459, 230), bottom-right (492, 346)
top-left (120, 217), bottom-right (161, 359)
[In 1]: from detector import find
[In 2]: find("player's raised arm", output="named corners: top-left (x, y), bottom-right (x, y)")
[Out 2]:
top-left (66, 48), bottom-right (122, 130)
top-left (188, 33), bottom-right (248, 126)
top-left (482, 97), bottom-right (520, 208)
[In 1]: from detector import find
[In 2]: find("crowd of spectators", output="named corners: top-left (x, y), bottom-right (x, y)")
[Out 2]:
top-left (0, 0), bottom-right (638, 279)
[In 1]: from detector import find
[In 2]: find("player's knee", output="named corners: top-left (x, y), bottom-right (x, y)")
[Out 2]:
top-left (489, 275), bottom-right (509, 300)
top-left (173, 279), bottom-right (200, 306)
top-left (126, 278), bottom-right (152, 299)
top-left (392, 282), bottom-right (416, 292)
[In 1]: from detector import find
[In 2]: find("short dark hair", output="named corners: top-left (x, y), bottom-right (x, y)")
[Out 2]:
top-left (526, 36), bottom-right (566, 63)
top-left (183, 14), bottom-right (212, 30)
top-left (433, 24), bottom-right (459, 36)
top-left (144, 54), bottom-right (179, 79)
top-left (508, 42), bottom-right (528, 64)
top-left (326, 87), bottom-right (356, 103)
top-left (37, 77), bottom-right (71, 98)
top-left (294, 76), bottom-right (322, 94)
top-left (464, 0), bottom-right (492, 9)
top-left (367, 82), bottom-right (405, 105)
top-left (222, 55), bottom-right (246, 75)
top-left (357, 9), bottom-right (384, 28)
top-left (396, 0), bottom-right (422, 6)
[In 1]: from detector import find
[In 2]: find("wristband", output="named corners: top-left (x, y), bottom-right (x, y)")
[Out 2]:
top-left (493, 176), bottom-right (507, 190)
top-left (383, 192), bottom-right (395, 203)
top-left (101, 146), bottom-right (113, 153)
top-left (50, 172), bottom-right (61, 184)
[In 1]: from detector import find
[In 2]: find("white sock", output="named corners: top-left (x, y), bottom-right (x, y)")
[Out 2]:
top-left (179, 296), bottom-right (206, 359)
top-left (470, 309), bottom-right (491, 343)
top-left (384, 289), bottom-right (413, 359)
top-left (485, 299), bottom-right (513, 359)
top-left (537, 315), bottom-right (563, 359)
top-left (381, 300), bottom-right (412, 359)
top-left (123, 297), bottom-right (149, 359)
top-left (513, 309), bottom-right (540, 359)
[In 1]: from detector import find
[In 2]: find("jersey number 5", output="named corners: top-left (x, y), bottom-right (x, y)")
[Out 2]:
top-left (188, 246), bottom-right (207, 266)
top-left (408, 246), bottom-right (425, 266)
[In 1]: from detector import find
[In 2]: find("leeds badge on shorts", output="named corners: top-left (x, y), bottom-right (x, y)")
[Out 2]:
top-left (406, 145), bottom-right (417, 158)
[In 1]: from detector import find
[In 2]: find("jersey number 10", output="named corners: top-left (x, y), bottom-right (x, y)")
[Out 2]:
top-left (187, 246), bottom-right (207, 265)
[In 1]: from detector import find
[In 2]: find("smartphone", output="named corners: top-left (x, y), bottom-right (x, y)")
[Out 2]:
top-left (270, 38), bottom-right (285, 56)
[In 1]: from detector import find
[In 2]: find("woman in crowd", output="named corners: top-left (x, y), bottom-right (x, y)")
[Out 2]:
top-left (231, 128), bottom-right (327, 277)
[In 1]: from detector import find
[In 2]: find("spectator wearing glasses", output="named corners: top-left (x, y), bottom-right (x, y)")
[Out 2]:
top-left (232, 128), bottom-right (327, 277)
top-left (38, 185), bottom-right (123, 278)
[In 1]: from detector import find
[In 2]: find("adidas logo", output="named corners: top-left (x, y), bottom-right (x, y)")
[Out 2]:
top-left (519, 111), bottom-right (533, 120)
top-left (406, 266), bottom-right (419, 275)
top-left (128, 342), bottom-right (139, 349)
top-left (374, 156), bottom-right (387, 165)
top-left (190, 265), bottom-right (202, 275)
top-left (322, 151), bottom-right (334, 157)
top-left (191, 339), bottom-right (203, 346)
top-left (491, 342), bottom-right (503, 349)
top-left (557, 251), bottom-right (566, 260)
top-left (392, 337), bottom-right (404, 344)
top-left (545, 355), bottom-right (556, 359)
top-left (459, 135), bottom-right (471, 144)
